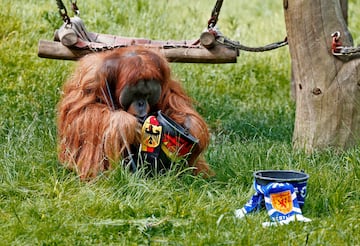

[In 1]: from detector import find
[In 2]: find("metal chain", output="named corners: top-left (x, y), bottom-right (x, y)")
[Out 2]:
top-left (70, 0), bottom-right (80, 16)
top-left (218, 35), bottom-right (288, 52)
top-left (56, 0), bottom-right (71, 24)
top-left (207, 0), bottom-right (288, 52)
top-left (208, 0), bottom-right (223, 29)
top-left (55, 0), bottom-right (288, 53)
top-left (56, 0), bottom-right (80, 24)
top-left (331, 31), bottom-right (360, 61)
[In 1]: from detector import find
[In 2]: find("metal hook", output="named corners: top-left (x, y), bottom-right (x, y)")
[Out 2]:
top-left (331, 31), bottom-right (340, 41)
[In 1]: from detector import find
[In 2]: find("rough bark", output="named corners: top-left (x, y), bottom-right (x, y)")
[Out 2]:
top-left (339, 0), bottom-right (348, 25)
top-left (290, 0), bottom-right (348, 100)
top-left (284, 0), bottom-right (360, 151)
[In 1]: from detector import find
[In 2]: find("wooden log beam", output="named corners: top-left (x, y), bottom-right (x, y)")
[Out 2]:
top-left (37, 39), bottom-right (238, 63)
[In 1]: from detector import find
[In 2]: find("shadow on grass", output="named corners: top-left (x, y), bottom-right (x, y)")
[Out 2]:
top-left (225, 109), bottom-right (294, 143)
top-left (204, 99), bottom-right (296, 182)
top-left (208, 104), bottom-right (294, 144)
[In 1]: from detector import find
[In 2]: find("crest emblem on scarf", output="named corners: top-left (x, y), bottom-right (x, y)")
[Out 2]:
top-left (270, 190), bottom-right (293, 214)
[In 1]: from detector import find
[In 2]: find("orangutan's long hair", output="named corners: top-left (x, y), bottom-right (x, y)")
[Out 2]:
top-left (57, 46), bottom-right (213, 180)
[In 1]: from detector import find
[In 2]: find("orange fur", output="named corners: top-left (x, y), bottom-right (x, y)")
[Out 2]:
top-left (57, 47), bottom-right (214, 180)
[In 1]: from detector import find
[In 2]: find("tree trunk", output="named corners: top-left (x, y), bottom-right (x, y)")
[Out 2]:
top-left (284, 0), bottom-right (360, 151)
top-left (339, 0), bottom-right (348, 25)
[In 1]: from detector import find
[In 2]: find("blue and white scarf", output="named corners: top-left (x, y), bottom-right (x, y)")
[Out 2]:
top-left (235, 180), bottom-right (311, 226)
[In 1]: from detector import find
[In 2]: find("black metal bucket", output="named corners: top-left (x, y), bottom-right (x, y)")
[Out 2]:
top-left (156, 111), bottom-right (199, 150)
top-left (254, 170), bottom-right (309, 207)
top-left (139, 111), bottom-right (199, 173)
top-left (156, 111), bottom-right (198, 168)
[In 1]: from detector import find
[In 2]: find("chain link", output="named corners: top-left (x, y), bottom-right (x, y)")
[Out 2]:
top-left (331, 31), bottom-right (360, 61)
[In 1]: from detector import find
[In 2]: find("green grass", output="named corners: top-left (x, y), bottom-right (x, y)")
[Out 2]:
top-left (1, 0), bottom-right (360, 245)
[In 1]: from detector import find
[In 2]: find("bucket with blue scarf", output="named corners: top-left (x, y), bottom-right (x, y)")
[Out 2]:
top-left (235, 170), bottom-right (311, 226)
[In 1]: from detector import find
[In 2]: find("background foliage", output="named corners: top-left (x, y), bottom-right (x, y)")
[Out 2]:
top-left (0, 0), bottom-right (359, 245)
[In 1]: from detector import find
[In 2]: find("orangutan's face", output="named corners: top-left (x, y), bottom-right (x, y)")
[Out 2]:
top-left (119, 79), bottom-right (161, 121)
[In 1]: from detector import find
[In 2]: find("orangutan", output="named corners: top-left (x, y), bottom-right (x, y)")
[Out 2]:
top-left (57, 46), bottom-right (214, 180)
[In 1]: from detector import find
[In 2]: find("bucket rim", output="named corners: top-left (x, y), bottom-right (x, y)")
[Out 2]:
top-left (254, 170), bottom-right (309, 183)
top-left (156, 110), bottom-right (199, 144)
